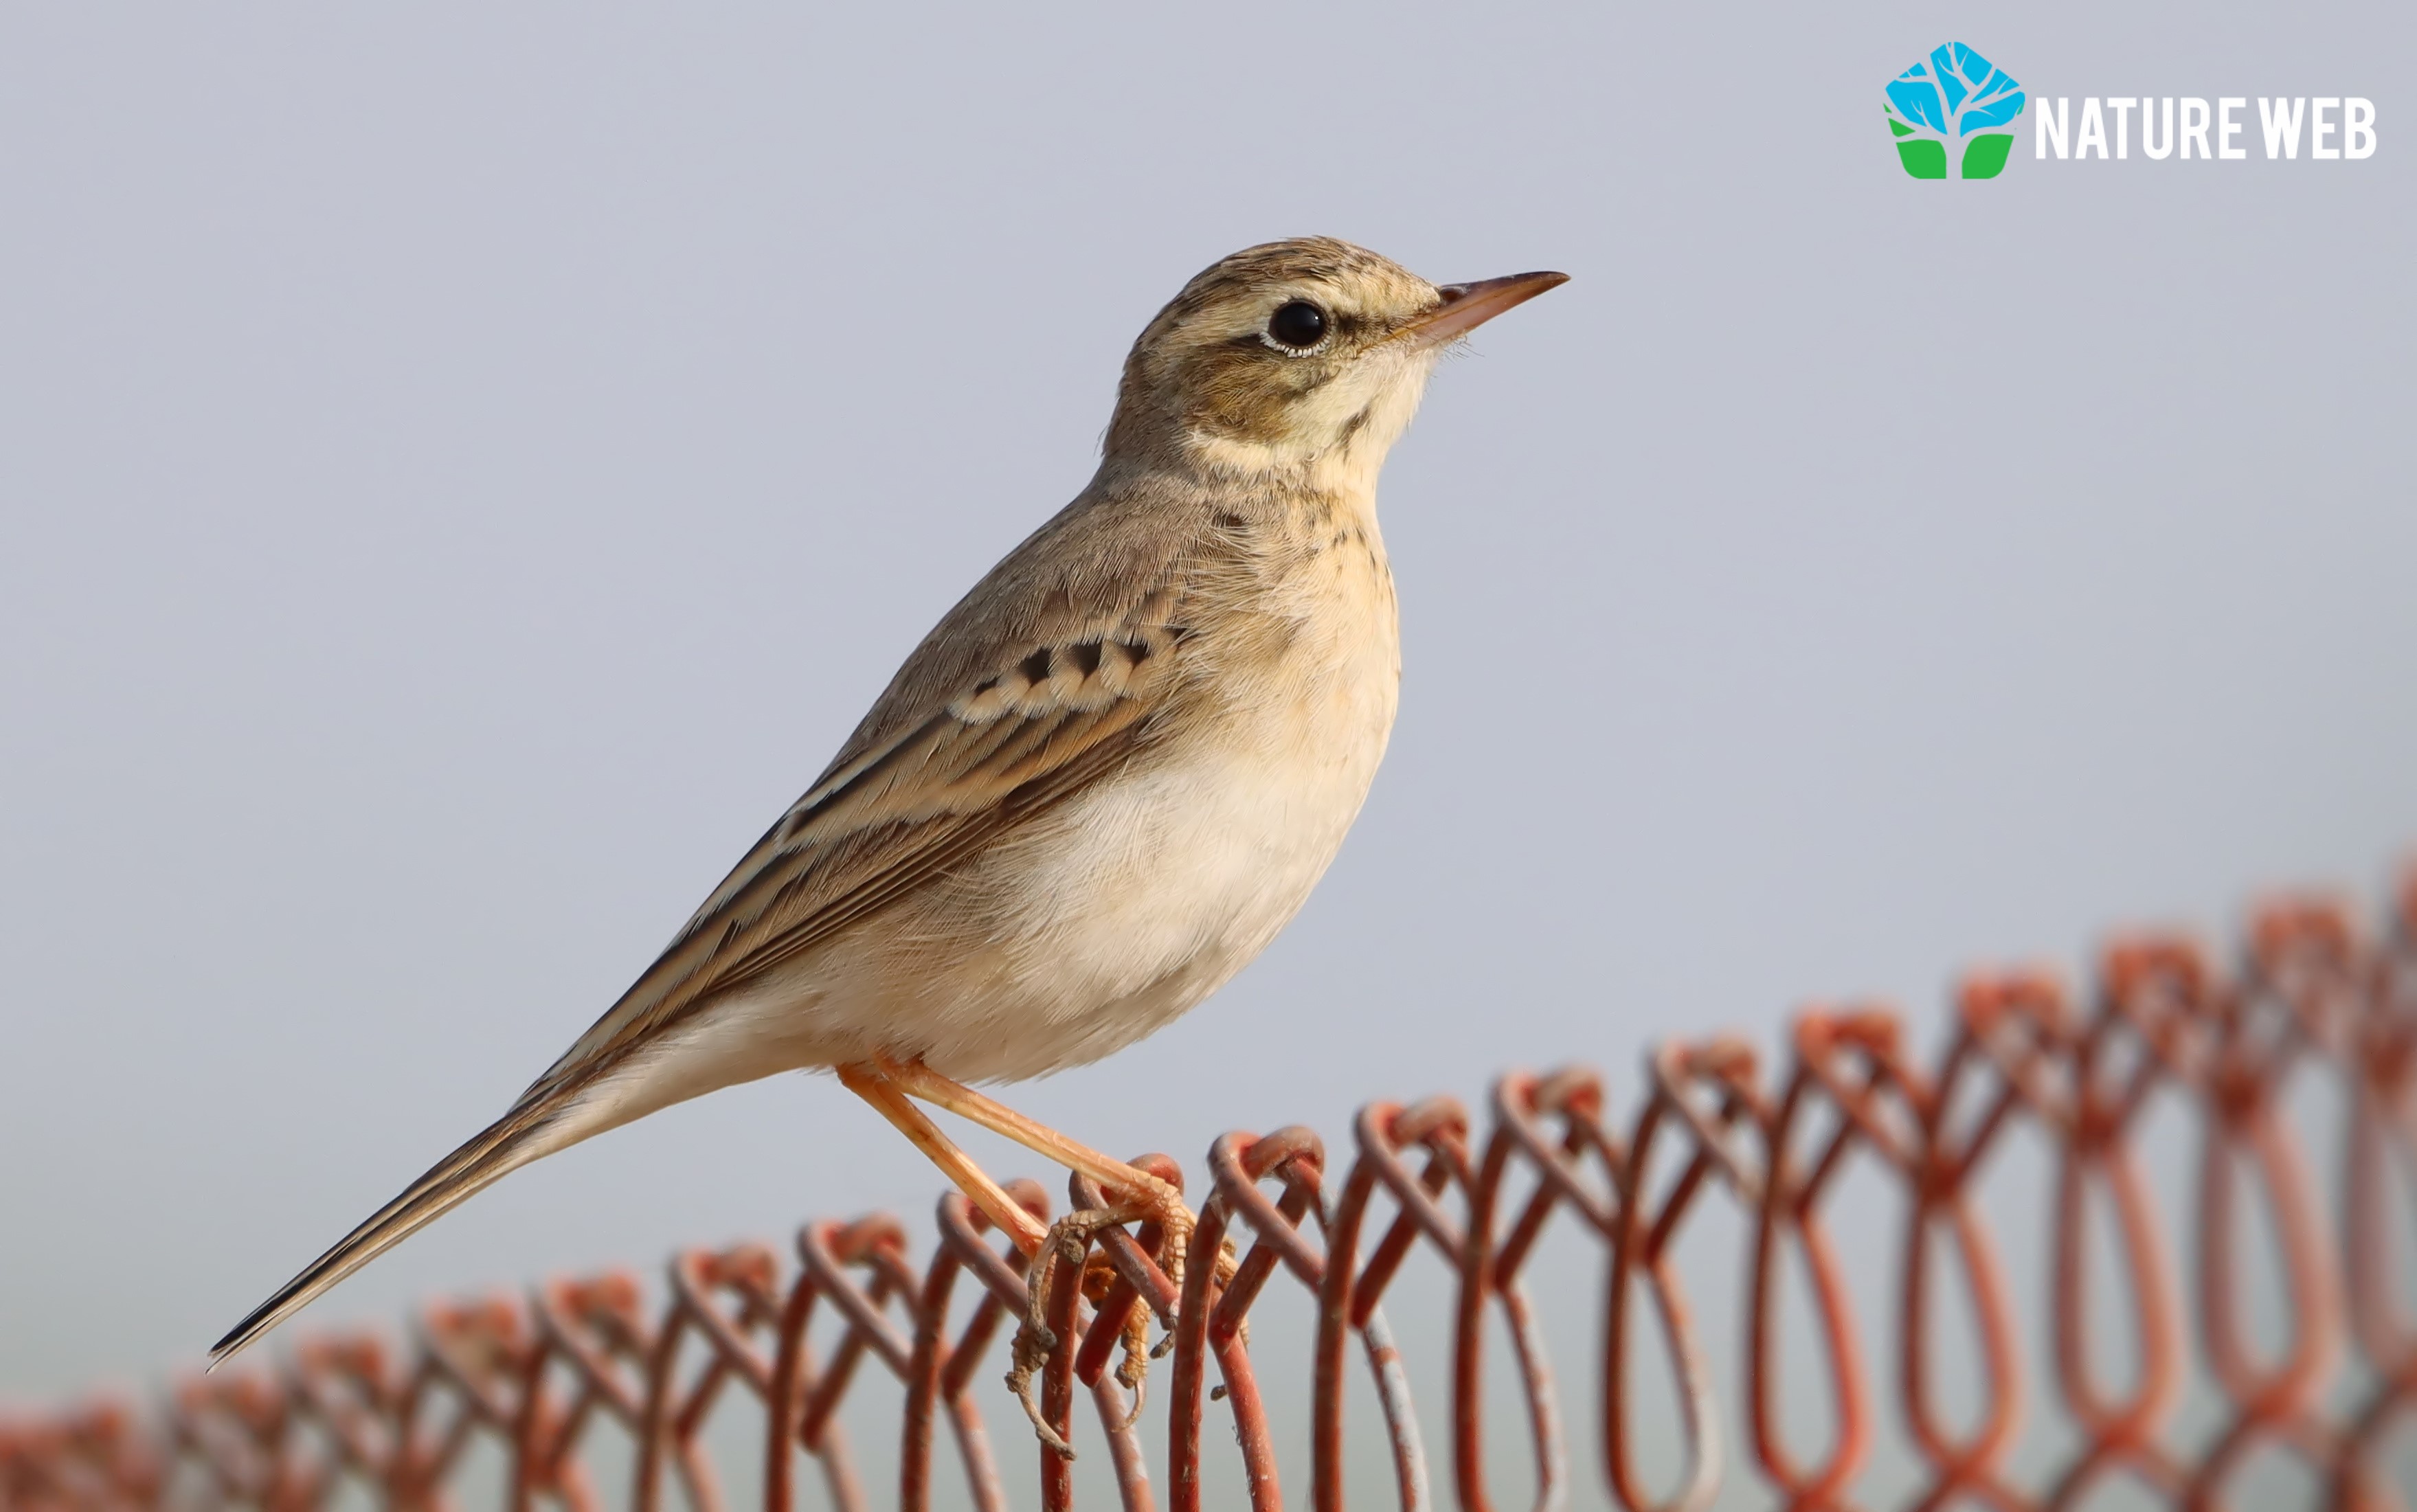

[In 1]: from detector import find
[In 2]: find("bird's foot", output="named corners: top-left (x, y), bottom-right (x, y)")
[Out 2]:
top-left (1138, 1209), bottom-right (1245, 1359)
top-left (1007, 1198), bottom-right (1159, 1458)
top-left (1001, 1193), bottom-right (1252, 1450)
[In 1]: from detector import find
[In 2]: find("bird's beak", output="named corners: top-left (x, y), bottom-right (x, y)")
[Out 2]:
top-left (1399, 270), bottom-right (1570, 348)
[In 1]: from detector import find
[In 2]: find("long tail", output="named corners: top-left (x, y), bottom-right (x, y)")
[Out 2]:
top-left (209, 1094), bottom-right (577, 1365)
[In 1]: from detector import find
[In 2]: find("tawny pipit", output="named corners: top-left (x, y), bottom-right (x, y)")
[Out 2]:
top-left (215, 238), bottom-right (1566, 1370)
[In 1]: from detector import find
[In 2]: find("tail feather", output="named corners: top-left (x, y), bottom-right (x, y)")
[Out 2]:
top-left (209, 1101), bottom-right (563, 1366)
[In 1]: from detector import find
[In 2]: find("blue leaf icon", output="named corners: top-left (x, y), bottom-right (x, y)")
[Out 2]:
top-left (1931, 48), bottom-right (1971, 111)
top-left (1927, 42), bottom-right (2024, 135)
top-left (1887, 65), bottom-right (1951, 134)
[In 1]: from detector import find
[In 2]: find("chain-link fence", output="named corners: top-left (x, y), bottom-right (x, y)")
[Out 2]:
top-left (6, 879), bottom-right (2414, 1511)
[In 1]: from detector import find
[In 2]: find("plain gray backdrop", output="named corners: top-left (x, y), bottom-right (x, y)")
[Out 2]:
top-left (3, 3), bottom-right (2412, 1479)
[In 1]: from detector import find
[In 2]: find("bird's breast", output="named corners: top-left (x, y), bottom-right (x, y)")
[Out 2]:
top-left (1014, 535), bottom-right (1397, 993)
top-left (899, 525), bottom-right (1401, 1079)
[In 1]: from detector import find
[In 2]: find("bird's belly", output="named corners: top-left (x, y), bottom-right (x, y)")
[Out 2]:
top-left (795, 647), bottom-right (1399, 1081)
top-left (1005, 745), bottom-right (1371, 1054)
top-left (875, 752), bottom-right (1375, 1079)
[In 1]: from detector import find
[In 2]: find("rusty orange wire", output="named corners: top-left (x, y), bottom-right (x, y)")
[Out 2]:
top-left (5, 878), bottom-right (2414, 1511)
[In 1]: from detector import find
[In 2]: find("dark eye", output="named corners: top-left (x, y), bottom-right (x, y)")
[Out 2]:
top-left (1266, 300), bottom-right (1328, 350)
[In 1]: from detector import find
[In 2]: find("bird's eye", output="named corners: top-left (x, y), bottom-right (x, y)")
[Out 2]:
top-left (1264, 300), bottom-right (1328, 351)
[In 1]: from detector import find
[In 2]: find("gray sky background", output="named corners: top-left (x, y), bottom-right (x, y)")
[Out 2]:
top-left (3, 0), bottom-right (2412, 1460)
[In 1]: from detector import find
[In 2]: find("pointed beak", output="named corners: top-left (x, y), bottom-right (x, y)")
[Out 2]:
top-left (1399, 269), bottom-right (1570, 347)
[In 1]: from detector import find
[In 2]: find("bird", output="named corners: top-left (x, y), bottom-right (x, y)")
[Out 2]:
top-left (212, 236), bottom-right (1566, 1378)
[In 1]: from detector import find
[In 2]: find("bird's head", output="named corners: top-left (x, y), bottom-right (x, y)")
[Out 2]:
top-left (1102, 236), bottom-right (1566, 495)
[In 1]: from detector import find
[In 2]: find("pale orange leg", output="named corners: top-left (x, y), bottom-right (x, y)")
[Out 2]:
top-left (837, 1063), bottom-right (1047, 1253)
top-left (872, 1055), bottom-right (1189, 1215)
top-left (837, 1059), bottom-right (1196, 1245)
top-left (839, 1057), bottom-right (1195, 1458)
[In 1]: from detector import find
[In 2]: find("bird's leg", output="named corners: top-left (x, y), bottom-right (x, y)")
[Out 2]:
top-left (868, 1056), bottom-right (1197, 1276)
top-left (836, 1064), bottom-right (1047, 1254)
top-left (853, 1057), bottom-right (1205, 1456)
top-left (840, 1065), bottom-right (1090, 1454)
top-left (839, 1063), bottom-right (1091, 1454)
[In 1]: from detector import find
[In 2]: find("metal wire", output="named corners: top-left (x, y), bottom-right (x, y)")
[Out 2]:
top-left (6, 879), bottom-right (2414, 1511)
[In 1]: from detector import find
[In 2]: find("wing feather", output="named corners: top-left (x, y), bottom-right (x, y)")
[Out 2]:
top-left (211, 472), bottom-right (1259, 1364)
top-left (524, 607), bottom-right (1190, 1102)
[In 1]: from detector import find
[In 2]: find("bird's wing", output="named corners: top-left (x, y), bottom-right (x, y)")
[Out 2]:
top-left (528, 594), bottom-right (1194, 1101)
top-left (212, 532), bottom-right (1219, 1364)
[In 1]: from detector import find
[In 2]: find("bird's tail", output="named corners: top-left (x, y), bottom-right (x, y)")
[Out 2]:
top-left (209, 1094), bottom-right (578, 1366)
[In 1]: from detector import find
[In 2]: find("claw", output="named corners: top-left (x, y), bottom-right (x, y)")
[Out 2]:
top-left (1112, 1298), bottom-right (1151, 1431)
top-left (1003, 1189), bottom-right (1199, 1455)
top-left (1005, 1350), bottom-right (1079, 1460)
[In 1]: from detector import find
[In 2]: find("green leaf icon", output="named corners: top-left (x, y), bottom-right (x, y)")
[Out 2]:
top-left (1960, 133), bottom-right (2014, 179)
top-left (1895, 139), bottom-right (1948, 179)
